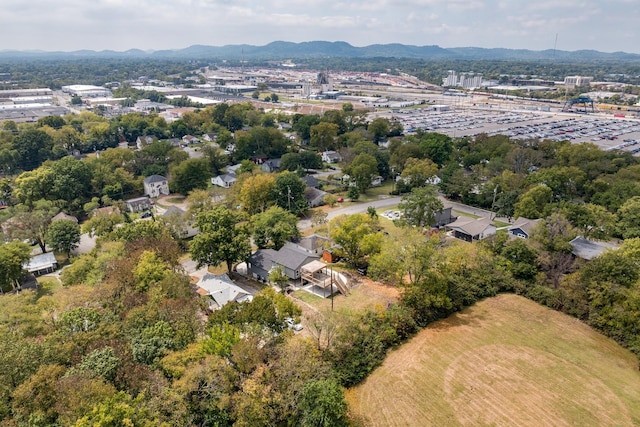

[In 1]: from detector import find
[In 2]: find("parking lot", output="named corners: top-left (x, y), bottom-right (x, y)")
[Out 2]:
top-left (377, 107), bottom-right (640, 155)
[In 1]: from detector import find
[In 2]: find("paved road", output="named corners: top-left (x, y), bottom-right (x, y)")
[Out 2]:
top-left (299, 193), bottom-right (509, 230)
top-left (298, 196), bottom-right (403, 230)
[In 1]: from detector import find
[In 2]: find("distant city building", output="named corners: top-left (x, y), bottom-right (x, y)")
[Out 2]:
top-left (563, 76), bottom-right (593, 88)
top-left (443, 71), bottom-right (484, 89)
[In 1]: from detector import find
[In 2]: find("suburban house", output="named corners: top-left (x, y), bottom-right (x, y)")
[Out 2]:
top-left (23, 252), bottom-right (57, 276)
top-left (182, 135), bottom-right (199, 145)
top-left (93, 206), bottom-right (120, 217)
top-left (143, 175), bottom-right (170, 198)
top-left (305, 187), bottom-right (328, 208)
top-left (52, 212), bottom-right (78, 224)
top-left (165, 137), bottom-right (182, 147)
top-left (295, 234), bottom-right (333, 255)
top-left (278, 122), bottom-right (292, 131)
top-left (211, 173), bottom-right (237, 188)
top-left (212, 163), bottom-right (243, 188)
top-left (302, 175), bottom-right (319, 188)
top-left (570, 236), bottom-right (620, 260)
top-left (508, 217), bottom-right (542, 239)
top-left (247, 242), bottom-right (320, 282)
top-left (125, 197), bottom-right (152, 213)
top-left (196, 273), bottom-right (253, 311)
top-left (202, 133), bottom-right (218, 142)
top-left (142, 175), bottom-right (169, 197)
top-left (433, 207), bottom-right (456, 228)
top-left (321, 151), bottom-right (342, 163)
top-left (162, 206), bottom-right (199, 238)
top-left (261, 158), bottom-right (281, 173)
top-left (446, 217), bottom-right (496, 242)
top-left (136, 135), bottom-right (156, 150)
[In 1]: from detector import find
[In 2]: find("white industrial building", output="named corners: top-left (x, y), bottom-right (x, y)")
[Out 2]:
top-left (563, 76), bottom-right (593, 88)
top-left (443, 71), bottom-right (484, 89)
top-left (61, 85), bottom-right (112, 98)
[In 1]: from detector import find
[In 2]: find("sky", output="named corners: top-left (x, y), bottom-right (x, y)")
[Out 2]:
top-left (2, 0), bottom-right (639, 54)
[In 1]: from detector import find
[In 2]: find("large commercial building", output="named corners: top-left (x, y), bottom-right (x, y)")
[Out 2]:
top-left (443, 71), bottom-right (484, 89)
top-left (564, 76), bottom-right (593, 88)
top-left (61, 85), bottom-right (112, 98)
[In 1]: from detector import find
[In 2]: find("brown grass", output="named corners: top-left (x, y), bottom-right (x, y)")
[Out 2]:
top-left (346, 294), bottom-right (640, 427)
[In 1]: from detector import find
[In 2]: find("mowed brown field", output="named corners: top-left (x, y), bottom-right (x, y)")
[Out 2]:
top-left (346, 294), bottom-right (640, 427)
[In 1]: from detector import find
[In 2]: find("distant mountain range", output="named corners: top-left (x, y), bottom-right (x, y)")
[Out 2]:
top-left (1, 41), bottom-right (640, 62)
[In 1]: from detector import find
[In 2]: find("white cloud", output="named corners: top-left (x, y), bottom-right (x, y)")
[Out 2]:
top-left (0, 0), bottom-right (637, 52)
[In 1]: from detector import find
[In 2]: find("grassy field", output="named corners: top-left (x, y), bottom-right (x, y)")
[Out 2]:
top-left (292, 278), bottom-right (399, 319)
top-left (346, 294), bottom-right (640, 427)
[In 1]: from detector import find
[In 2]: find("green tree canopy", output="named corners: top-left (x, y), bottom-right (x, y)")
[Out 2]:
top-left (252, 206), bottom-right (300, 249)
top-left (329, 213), bottom-right (384, 267)
top-left (0, 241), bottom-right (31, 292)
top-left (398, 186), bottom-right (444, 228)
top-left (191, 206), bottom-right (251, 273)
top-left (46, 219), bottom-right (81, 256)
top-left (169, 158), bottom-right (210, 195)
top-left (273, 171), bottom-right (308, 215)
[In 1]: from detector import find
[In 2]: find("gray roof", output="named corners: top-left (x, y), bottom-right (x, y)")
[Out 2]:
top-left (162, 205), bottom-right (185, 217)
top-left (197, 273), bottom-right (252, 307)
top-left (509, 217), bottom-right (541, 236)
top-left (143, 174), bottom-right (167, 184)
top-left (52, 212), bottom-right (78, 223)
top-left (304, 187), bottom-right (327, 205)
top-left (217, 173), bottom-right (237, 183)
top-left (248, 248), bottom-right (278, 272)
top-left (570, 236), bottom-right (620, 260)
top-left (302, 175), bottom-right (319, 188)
top-left (125, 197), bottom-right (150, 205)
top-left (447, 217), bottom-right (494, 237)
top-left (249, 243), bottom-right (319, 272)
top-left (271, 242), bottom-right (319, 269)
top-left (24, 252), bottom-right (57, 273)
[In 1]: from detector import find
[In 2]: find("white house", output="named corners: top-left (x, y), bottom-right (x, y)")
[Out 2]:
top-left (211, 173), bottom-right (237, 188)
top-left (182, 135), bottom-right (199, 145)
top-left (143, 175), bottom-right (169, 198)
top-left (321, 151), bottom-right (342, 163)
top-left (136, 135), bottom-right (156, 150)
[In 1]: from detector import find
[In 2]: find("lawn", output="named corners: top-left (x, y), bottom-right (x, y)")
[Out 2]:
top-left (292, 277), bottom-right (399, 319)
top-left (346, 294), bottom-right (640, 427)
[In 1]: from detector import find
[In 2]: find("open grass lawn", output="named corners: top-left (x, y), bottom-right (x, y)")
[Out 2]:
top-left (165, 196), bottom-right (186, 204)
top-left (346, 294), bottom-right (640, 427)
top-left (292, 278), bottom-right (399, 319)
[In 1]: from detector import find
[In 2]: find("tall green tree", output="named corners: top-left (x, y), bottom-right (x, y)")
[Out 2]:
top-left (344, 153), bottom-right (378, 193)
top-left (13, 127), bottom-right (54, 171)
top-left (273, 171), bottom-right (308, 215)
top-left (252, 206), bottom-right (300, 249)
top-left (398, 186), bottom-right (444, 228)
top-left (191, 206), bottom-right (251, 273)
top-left (169, 158), bottom-right (210, 195)
top-left (46, 219), bottom-right (81, 257)
top-left (0, 241), bottom-right (31, 292)
top-left (299, 379), bottom-right (349, 427)
top-left (329, 214), bottom-right (384, 267)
